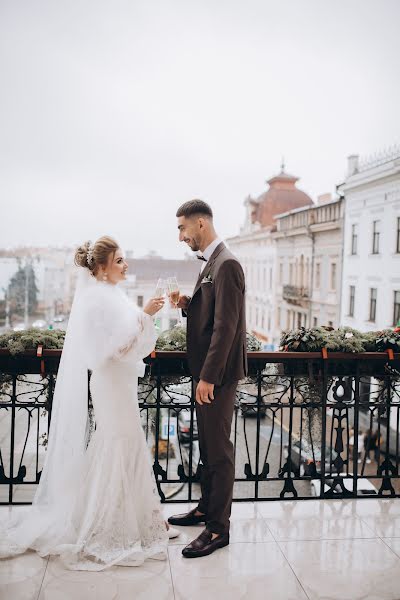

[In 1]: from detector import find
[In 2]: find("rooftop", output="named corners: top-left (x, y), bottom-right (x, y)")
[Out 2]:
top-left (248, 165), bottom-right (314, 228)
top-left (126, 256), bottom-right (199, 282)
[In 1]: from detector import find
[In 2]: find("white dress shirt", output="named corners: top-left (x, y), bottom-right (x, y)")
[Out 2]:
top-left (198, 238), bottom-right (222, 273)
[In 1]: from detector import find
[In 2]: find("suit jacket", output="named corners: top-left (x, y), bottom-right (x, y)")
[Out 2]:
top-left (185, 242), bottom-right (247, 386)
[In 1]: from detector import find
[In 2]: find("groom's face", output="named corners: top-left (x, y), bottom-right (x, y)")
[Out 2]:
top-left (177, 215), bottom-right (203, 252)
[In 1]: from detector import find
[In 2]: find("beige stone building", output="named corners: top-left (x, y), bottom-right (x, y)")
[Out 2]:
top-left (274, 196), bottom-right (344, 335)
top-left (227, 165), bottom-right (313, 348)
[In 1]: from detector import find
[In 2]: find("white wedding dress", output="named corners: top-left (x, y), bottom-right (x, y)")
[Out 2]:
top-left (0, 273), bottom-right (168, 571)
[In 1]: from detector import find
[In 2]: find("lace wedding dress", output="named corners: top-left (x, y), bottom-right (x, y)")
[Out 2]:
top-left (0, 273), bottom-right (168, 571)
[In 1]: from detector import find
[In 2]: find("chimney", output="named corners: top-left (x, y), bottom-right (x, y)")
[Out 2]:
top-left (347, 154), bottom-right (359, 177)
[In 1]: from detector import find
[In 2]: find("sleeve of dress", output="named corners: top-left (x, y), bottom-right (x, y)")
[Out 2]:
top-left (115, 311), bottom-right (157, 363)
top-left (82, 287), bottom-right (157, 370)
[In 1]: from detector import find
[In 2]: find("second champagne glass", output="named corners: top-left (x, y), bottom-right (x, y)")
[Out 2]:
top-left (167, 276), bottom-right (183, 326)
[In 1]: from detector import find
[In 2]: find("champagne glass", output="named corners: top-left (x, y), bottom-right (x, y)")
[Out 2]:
top-left (154, 278), bottom-right (166, 334)
top-left (167, 276), bottom-right (182, 326)
top-left (155, 278), bottom-right (166, 300)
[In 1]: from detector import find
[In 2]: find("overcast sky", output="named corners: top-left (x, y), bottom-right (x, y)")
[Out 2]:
top-left (1, 0), bottom-right (399, 258)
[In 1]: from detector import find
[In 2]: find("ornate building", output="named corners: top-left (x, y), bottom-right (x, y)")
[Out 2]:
top-left (338, 147), bottom-right (400, 331)
top-left (227, 165), bottom-right (314, 348)
top-left (274, 195), bottom-right (344, 334)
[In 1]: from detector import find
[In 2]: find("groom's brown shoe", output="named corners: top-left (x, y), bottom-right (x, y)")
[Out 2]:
top-left (168, 507), bottom-right (207, 527)
top-left (182, 528), bottom-right (230, 558)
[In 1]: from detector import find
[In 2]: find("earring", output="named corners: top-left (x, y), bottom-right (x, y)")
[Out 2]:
top-left (103, 273), bottom-right (108, 281)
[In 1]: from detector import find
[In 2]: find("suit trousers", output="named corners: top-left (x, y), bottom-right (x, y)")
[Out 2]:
top-left (194, 379), bottom-right (238, 535)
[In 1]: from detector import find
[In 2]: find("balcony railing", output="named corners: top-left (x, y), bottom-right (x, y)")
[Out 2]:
top-left (282, 285), bottom-right (310, 305)
top-left (0, 349), bottom-right (399, 505)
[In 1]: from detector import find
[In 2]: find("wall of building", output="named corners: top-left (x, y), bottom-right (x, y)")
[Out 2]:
top-left (339, 153), bottom-right (400, 331)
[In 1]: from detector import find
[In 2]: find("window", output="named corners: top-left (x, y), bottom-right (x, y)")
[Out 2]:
top-left (349, 285), bottom-right (355, 317)
top-left (269, 268), bottom-right (273, 288)
top-left (169, 318), bottom-right (178, 328)
top-left (313, 317), bottom-right (318, 327)
top-left (328, 320), bottom-right (333, 328)
top-left (297, 312), bottom-right (302, 328)
top-left (315, 263), bottom-right (321, 289)
top-left (279, 263), bottom-right (283, 284)
top-left (394, 291), bottom-right (400, 327)
top-left (289, 263), bottom-right (293, 285)
top-left (286, 310), bottom-right (291, 329)
top-left (372, 220), bottom-right (380, 254)
top-left (331, 263), bottom-right (337, 290)
top-left (137, 295), bottom-right (144, 307)
top-left (396, 217), bottom-right (400, 254)
top-left (277, 307), bottom-right (281, 328)
top-left (351, 224), bottom-right (358, 255)
top-left (369, 288), bottom-right (377, 322)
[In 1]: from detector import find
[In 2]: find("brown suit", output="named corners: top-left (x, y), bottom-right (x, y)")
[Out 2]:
top-left (186, 242), bottom-right (247, 534)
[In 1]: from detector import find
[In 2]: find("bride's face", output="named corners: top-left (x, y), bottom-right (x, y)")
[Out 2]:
top-left (101, 249), bottom-right (128, 284)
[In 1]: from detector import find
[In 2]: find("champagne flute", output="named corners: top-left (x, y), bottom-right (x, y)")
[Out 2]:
top-left (167, 276), bottom-right (182, 326)
top-left (154, 278), bottom-right (166, 333)
top-left (155, 278), bottom-right (166, 300)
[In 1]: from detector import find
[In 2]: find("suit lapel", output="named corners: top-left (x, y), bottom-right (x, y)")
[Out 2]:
top-left (191, 242), bottom-right (225, 300)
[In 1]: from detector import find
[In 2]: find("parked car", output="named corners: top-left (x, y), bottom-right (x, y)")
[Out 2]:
top-left (32, 319), bottom-right (47, 329)
top-left (53, 314), bottom-right (65, 323)
top-left (284, 439), bottom-right (338, 477)
top-left (311, 472), bottom-right (379, 496)
top-left (177, 410), bottom-right (198, 445)
top-left (12, 322), bottom-right (26, 332)
top-left (239, 396), bottom-right (267, 418)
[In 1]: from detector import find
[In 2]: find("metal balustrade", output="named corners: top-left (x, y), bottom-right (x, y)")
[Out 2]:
top-left (1, 349), bottom-right (399, 505)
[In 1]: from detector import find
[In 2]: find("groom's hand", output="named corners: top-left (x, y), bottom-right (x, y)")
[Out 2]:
top-left (175, 295), bottom-right (190, 310)
top-left (196, 380), bottom-right (214, 405)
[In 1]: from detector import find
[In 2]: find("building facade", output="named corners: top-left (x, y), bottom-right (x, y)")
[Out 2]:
top-left (227, 166), bottom-right (313, 348)
top-left (274, 196), bottom-right (344, 335)
top-left (338, 148), bottom-right (400, 331)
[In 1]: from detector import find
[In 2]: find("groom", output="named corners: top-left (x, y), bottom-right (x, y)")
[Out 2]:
top-left (168, 199), bottom-right (247, 558)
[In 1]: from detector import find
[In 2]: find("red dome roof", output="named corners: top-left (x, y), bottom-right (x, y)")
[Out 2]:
top-left (250, 169), bottom-right (313, 227)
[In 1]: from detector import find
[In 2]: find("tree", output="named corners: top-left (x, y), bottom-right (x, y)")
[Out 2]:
top-left (7, 261), bottom-right (39, 318)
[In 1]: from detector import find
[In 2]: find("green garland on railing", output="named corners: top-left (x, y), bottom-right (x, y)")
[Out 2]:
top-left (1, 325), bottom-right (398, 355)
top-left (155, 327), bottom-right (262, 351)
top-left (0, 328), bottom-right (66, 355)
top-left (280, 326), bottom-right (400, 353)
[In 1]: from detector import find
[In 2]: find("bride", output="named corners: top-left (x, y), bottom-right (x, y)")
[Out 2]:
top-left (0, 235), bottom-right (178, 570)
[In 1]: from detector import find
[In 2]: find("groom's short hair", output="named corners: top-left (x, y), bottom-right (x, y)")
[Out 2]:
top-left (176, 200), bottom-right (213, 220)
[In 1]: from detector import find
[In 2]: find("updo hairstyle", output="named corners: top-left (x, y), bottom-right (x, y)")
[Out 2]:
top-left (74, 236), bottom-right (119, 275)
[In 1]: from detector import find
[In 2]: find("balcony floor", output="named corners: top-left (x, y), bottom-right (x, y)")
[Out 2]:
top-left (1, 498), bottom-right (400, 599)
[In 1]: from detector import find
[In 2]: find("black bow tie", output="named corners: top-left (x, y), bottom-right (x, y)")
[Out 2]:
top-left (197, 255), bottom-right (207, 262)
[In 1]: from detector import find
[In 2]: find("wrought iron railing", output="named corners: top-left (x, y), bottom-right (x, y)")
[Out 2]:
top-left (1, 349), bottom-right (399, 505)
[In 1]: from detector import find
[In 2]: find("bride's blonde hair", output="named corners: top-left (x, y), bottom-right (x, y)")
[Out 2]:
top-left (74, 236), bottom-right (119, 275)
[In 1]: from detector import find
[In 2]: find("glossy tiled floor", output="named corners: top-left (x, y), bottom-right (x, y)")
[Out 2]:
top-left (1, 499), bottom-right (400, 600)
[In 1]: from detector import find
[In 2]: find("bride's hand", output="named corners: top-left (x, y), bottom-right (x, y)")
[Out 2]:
top-left (143, 297), bottom-right (165, 316)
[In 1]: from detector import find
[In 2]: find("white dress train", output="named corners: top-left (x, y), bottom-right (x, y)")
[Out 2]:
top-left (0, 279), bottom-right (168, 571)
